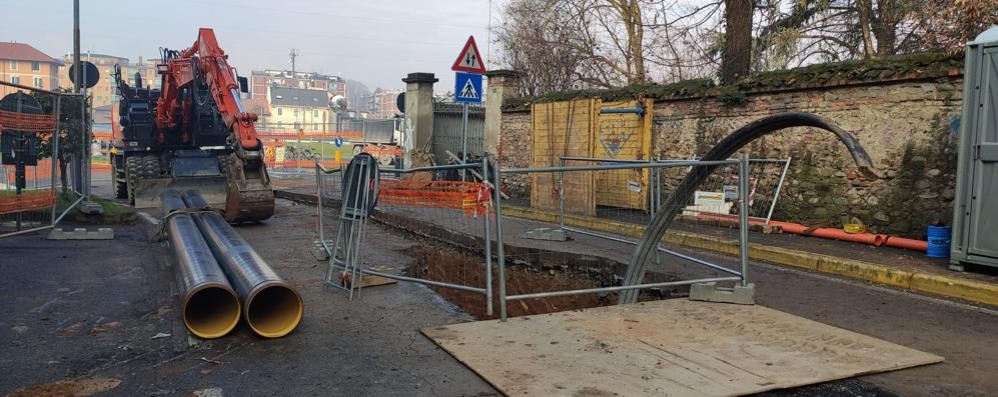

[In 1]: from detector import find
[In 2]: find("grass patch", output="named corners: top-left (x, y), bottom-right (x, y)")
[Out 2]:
top-left (55, 191), bottom-right (136, 224)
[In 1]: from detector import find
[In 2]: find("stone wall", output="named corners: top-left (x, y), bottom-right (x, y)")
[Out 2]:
top-left (652, 80), bottom-right (962, 238)
top-left (496, 109), bottom-right (532, 198)
top-left (495, 53), bottom-right (964, 238)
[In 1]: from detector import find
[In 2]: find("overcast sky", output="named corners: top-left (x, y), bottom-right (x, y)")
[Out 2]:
top-left (1, 0), bottom-right (498, 91)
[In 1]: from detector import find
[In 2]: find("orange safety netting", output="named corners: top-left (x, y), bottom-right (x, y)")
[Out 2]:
top-left (0, 109), bottom-right (57, 132)
top-left (0, 189), bottom-right (56, 215)
top-left (379, 180), bottom-right (492, 217)
top-left (364, 145), bottom-right (403, 157)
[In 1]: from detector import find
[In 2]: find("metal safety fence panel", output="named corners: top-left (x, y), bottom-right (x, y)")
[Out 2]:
top-left (492, 158), bottom-right (750, 321)
top-left (653, 157), bottom-right (791, 224)
top-left (260, 120), bottom-right (402, 190)
top-left (316, 159), bottom-right (497, 316)
top-left (0, 81), bottom-right (86, 238)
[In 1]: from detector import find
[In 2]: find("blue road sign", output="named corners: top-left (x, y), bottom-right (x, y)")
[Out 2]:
top-left (334, 137), bottom-right (343, 148)
top-left (454, 72), bottom-right (483, 104)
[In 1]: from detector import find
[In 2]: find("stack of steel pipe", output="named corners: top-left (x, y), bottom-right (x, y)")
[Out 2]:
top-left (181, 190), bottom-right (303, 338)
top-left (160, 190), bottom-right (242, 339)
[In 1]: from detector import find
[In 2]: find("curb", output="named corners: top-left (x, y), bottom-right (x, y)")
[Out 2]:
top-left (501, 205), bottom-right (998, 308)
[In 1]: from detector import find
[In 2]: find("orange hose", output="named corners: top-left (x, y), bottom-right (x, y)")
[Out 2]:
top-left (696, 214), bottom-right (889, 247)
top-left (883, 236), bottom-right (928, 252)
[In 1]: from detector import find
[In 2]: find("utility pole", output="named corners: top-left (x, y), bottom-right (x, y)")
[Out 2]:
top-left (289, 48), bottom-right (300, 130)
top-left (72, 0), bottom-right (101, 214)
top-left (289, 48), bottom-right (299, 88)
top-left (72, 0), bottom-right (82, 194)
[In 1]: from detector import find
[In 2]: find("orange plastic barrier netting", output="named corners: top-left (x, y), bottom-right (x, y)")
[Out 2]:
top-left (0, 189), bottom-right (56, 215)
top-left (363, 145), bottom-right (403, 157)
top-left (0, 109), bottom-right (57, 132)
top-left (379, 180), bottom-right (492, 217)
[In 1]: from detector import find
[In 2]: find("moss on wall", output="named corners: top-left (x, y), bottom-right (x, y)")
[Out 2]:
top-left (503, 51), bottom-right (963, 112)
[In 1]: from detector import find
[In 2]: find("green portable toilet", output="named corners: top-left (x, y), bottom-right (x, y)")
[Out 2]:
top-left (951, 26), bottom-right (998, 271)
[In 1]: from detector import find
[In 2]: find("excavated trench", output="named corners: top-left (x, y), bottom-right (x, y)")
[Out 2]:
top-left (400, 238), bottom-right (684, 320)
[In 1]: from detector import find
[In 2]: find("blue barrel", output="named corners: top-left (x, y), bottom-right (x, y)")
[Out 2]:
top-left (926, 225), bottom-right (952, 258)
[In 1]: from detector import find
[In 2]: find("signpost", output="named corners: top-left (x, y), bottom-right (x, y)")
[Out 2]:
top-left (334, 137), bottom-right (343, 165)
top-left (451, 36), bottom-right (486, 179)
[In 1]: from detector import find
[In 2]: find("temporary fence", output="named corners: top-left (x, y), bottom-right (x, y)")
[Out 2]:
top-left (316, 158), bottom-right (496, 315)
top-left (316, 154), bottom-right (752, 321)
top-left (491, 157), bottom-right (749, 320)
top-left (555, 156), bottom-right (791, 227)
top-left (0, 81), bottom-right (86, 238)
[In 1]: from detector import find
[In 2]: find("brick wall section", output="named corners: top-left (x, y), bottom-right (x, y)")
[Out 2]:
top-left (497, 73), bottom-right (964, 237)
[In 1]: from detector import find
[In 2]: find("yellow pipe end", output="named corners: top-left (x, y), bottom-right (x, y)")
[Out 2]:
top-left (183, 285), bottom-right (241, 339)
top-left (245, 283), bottom-right (303, 338)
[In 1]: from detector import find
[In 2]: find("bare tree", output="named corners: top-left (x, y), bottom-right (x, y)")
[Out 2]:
top-left (496, 0), bottom-right (991, 94)
top-left (496, 0), bottom-right (651, 94)
top-left (917, 0), bottom-right (998, 51)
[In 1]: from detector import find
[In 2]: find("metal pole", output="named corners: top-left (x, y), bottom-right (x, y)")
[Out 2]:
top-left (493, 164), bottom-right (507, 322)
top-left (506, 276), bottom-right (742, 301)
top-left (15, 96), bottom-right (22, 231)
top-left (482, 156), bottom-right (493, 316)
top-left (650, 156), bottom-right (659, 265)
top-left (460, 103), bottom-right (469, 181)
top-left (72, 0), bottom-right (82, 195)
top-left (765, 157), bottom-right (792, 224)
top-left (72, 1), bottom-right (81, 95)
top-left (83, 81), bottom-right (91, 198)
top-left (558, 157), bottom-right (565, 230)
top-left (51, 95), bottom-right (60, 225)
top-left (739, 153), bottom-right (750, 286)
top-left (316, 162), bottom-right (324, 246)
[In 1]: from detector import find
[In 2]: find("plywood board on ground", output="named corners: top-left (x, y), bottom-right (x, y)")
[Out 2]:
top-left (422, 299), bottom-right (942, 397)
top-left (360, 265), bottom-right (399, 287)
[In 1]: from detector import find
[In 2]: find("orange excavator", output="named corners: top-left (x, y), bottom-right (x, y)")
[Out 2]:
top-left (110, 28), bottom-right (273, 221)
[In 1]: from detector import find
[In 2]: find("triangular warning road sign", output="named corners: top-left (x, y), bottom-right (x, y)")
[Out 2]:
top-left (458, 79), bottom-right (479, 99)
top-left (451, 36), bottom-right (486, 74)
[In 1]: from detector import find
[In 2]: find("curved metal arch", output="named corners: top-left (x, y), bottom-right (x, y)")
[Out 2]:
top-left (618, 112), bottom-right (876, 304)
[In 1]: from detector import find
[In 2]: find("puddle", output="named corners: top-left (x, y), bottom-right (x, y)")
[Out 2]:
top-left (403, 243), bottom-right (685, 319)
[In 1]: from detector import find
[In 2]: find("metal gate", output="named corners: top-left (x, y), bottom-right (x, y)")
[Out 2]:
top-left (432, 102), bottom-right (485, 163)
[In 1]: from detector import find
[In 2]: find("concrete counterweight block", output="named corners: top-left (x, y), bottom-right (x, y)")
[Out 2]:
top-left (689, 282), bottom-right (756, 305)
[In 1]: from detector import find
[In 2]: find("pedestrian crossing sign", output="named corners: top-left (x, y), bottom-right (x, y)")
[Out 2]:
top-left (454, 72), bottom-right (483, 103)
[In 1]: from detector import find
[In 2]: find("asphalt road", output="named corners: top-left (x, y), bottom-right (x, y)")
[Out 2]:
top-left (1, 178), bottom-right (996, 396)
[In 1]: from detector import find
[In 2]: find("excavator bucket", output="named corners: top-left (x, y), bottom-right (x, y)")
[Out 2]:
top-left (132, 176), bottom-right (228, 209)
top-left (131, 154), bottom-right (228, 210)
top-left (222, 153), bottom-right (274, 222)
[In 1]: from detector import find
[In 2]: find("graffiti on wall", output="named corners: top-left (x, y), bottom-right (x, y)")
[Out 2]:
top-left (598, 130), bottom-right (633, 159)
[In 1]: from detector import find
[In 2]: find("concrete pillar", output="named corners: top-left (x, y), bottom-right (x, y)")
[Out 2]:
top-left (483, 70), bottom-right (520, 158)
top-left (402, 72), bottom-right (437, 167)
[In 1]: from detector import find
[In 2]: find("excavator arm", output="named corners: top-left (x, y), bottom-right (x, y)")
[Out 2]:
top-left (182, 28), bottom-right (260, 152)
top-left (152, 28), bottom-right (274, 222)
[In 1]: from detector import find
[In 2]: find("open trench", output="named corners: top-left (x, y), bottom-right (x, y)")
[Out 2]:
top-left (369, 209), bottom-right (684, 320)
top-left (401, 242), bottom-right (684, 320)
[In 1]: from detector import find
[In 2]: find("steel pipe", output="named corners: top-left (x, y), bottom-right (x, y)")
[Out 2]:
top-left (182, 190), bottom-right (304, 338)
top-left (160, 190), bottom-right (241, 339)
